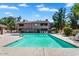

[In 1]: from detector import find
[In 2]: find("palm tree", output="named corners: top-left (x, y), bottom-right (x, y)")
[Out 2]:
top-left (17, 16), bottom-right (21, 22)
top-left (23, 19), bottom-right (26, 22)
top-left (52, 8), bottom-right (66, 32)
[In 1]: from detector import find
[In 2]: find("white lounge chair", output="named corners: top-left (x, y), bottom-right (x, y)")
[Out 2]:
top-left (74, 33), bottom-right (79, 40)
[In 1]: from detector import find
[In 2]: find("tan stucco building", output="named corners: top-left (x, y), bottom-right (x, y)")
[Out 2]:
top-left (0, 24), bottom-right (7, 34)
top-left (16, 20), bottom-right (50, 33)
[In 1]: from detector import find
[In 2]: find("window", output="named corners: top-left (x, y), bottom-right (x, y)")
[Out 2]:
top-left (19, 28), bottom-right (22, 31)
top-left (19, 24), bottom-right (24, 26)
top-left (45, 23), bottom-right (48, 26)
top-left (40, 23), bottom-right (48, 26)
top-left (35, 24), bottom-right (38, 26)
top-left (40, 23), bottom-right (43, 26)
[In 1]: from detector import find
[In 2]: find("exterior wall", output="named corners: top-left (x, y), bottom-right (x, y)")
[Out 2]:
top-left (0, 24), bottom-right (7, 34)
top-left (0, 27), bottom-right (6, 34)
top-left (0, 27), bottom-right (2, 34)
top-left (3, 29), bottom-right (7, 34)
top-left (16, 21), bottom-right (50, 33)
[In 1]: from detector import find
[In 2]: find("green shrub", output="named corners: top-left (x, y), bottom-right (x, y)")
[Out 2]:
top-left (48, 28), bottom-right (58, 33)
top-left (64, 27), bottom-right (72, 36)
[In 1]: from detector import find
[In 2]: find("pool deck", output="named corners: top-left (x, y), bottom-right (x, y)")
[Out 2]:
top-left (0, 33), bottom-right (79, 56)
top-left (51, 34), bottom-right (79, 47)
top-left (0, 33), bottom-right (22, 47)
top-left (0, 48), bottom-right (79, 56)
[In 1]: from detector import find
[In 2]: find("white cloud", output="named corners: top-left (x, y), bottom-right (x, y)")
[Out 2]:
top-left (8, 14), bottom-right (14, 16)
top-left (4, 12), bottom-right (14, 16)
top-left (38, 7), bottom-right (58, 12)
top-left (36, 4), bottom-right (44, 8)
top-left (4, 12), bottom-right (12, 15)
top-left (0, 5), bottom-right (18, 10)
top-left (19, 3), bottom-right (28, 7)
top-left (36, 4), bottom-right (58, 12)
top-left (35, 14), bottom-right (40, 17)
top-left (65, 3), bottom-right (74, 7)
top-left (49, 9), bottom-right (58, 12)
top-left (38, 7), bottom-right (49, 11)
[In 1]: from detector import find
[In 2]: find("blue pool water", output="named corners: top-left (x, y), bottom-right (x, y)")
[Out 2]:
top-left (4, 33), bottom-right (77, 48)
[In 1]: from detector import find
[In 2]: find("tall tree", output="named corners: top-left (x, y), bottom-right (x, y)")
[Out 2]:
top-left (2, 16), bottom-right (16, 32)
top-left (52, 8), bottom-right (66, 32)
top-left (72, 3), bottom-right (79, 16)
top-left (68, 13), bottom-right (78, 29)
top-left (53, 12), bottom-right (60, 32)
top-left (68, 3), bottom-right (79, 29)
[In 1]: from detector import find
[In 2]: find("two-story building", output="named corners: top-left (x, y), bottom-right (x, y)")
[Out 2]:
top-left (16, 20), bottom-right (50, 33)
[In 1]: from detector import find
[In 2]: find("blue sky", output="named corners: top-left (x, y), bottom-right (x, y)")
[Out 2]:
top-left (0, 3), bottom-right (74, 22)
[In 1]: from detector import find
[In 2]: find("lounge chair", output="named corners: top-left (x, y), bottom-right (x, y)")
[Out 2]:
top-left (74, 33), bottom-right (79, 40)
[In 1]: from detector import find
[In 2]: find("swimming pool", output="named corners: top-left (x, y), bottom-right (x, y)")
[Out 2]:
top-left (4, 33), bottom-right (77, 48)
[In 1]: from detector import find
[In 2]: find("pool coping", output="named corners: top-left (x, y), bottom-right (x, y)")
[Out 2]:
top-left (51, 34), bottom-right (79, 47)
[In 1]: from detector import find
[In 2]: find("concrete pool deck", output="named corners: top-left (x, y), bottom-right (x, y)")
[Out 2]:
top-left (0, 48), bottom-right (79, 56)
top-left (0, 33), bottom-right (22, 47)
top-left (0, 33), bottom-right (79, 56)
